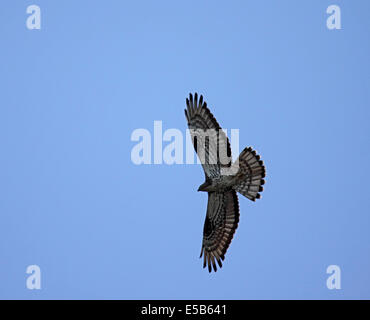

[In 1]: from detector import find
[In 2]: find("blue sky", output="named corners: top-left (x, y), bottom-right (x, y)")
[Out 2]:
top-left (0, 1), bottom-right (369, 299)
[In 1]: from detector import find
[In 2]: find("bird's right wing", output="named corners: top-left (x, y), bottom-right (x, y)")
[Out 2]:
top-left (200, 190), bottom-right (240, 272)
top-left (185, 93), bottom-right (232, 179)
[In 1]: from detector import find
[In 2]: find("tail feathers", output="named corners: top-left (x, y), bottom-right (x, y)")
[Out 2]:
top-left (232, 147), bottom-right (265, 201)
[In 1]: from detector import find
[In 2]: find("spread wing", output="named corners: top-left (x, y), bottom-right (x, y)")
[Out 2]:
top-left (184, 93), bottom-right (232, 179)
top-left (200, 190), bottom-right (240, 272)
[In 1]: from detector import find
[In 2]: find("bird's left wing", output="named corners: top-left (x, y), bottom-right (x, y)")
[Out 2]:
top-left (185, 93), bottom-right (231, 179)
top-left (200, 190), bottom-right (240, 272)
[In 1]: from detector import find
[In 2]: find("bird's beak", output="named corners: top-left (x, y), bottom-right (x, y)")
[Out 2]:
top-left (198, 181), bottom-right (209, 192)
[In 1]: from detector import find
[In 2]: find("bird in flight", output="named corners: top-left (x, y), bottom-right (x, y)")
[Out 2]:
top-left (185, 93), bottom-right (265, 272)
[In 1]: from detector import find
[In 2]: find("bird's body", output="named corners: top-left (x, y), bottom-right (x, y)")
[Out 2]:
top-left (198, 175), bottom-right (241, 192)
top-left (184, 93), bottom-right (266, 272)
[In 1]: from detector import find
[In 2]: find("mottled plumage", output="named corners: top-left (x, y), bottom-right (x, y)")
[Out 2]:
top-left (185, 93), bottom-right (265, 272)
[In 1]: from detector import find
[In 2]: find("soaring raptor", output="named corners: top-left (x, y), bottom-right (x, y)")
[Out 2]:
top-left (185, 93), bottom-right (265, 272)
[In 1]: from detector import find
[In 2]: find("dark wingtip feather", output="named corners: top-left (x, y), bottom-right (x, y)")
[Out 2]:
top-left (189, 93), bottom-right (194, 109)
top-left (184, 109), bottom-right (189, 122)
top-left (217, 258), bottom-right (223, 268)
top-left (212, 257), bottom-right (217, 272)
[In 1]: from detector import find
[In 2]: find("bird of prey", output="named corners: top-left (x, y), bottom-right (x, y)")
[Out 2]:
top-left (184, 93), bottom-right (265, 272)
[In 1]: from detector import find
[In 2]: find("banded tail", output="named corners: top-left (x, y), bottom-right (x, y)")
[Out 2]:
top-left (232, 147), bottom-right (265, 201)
